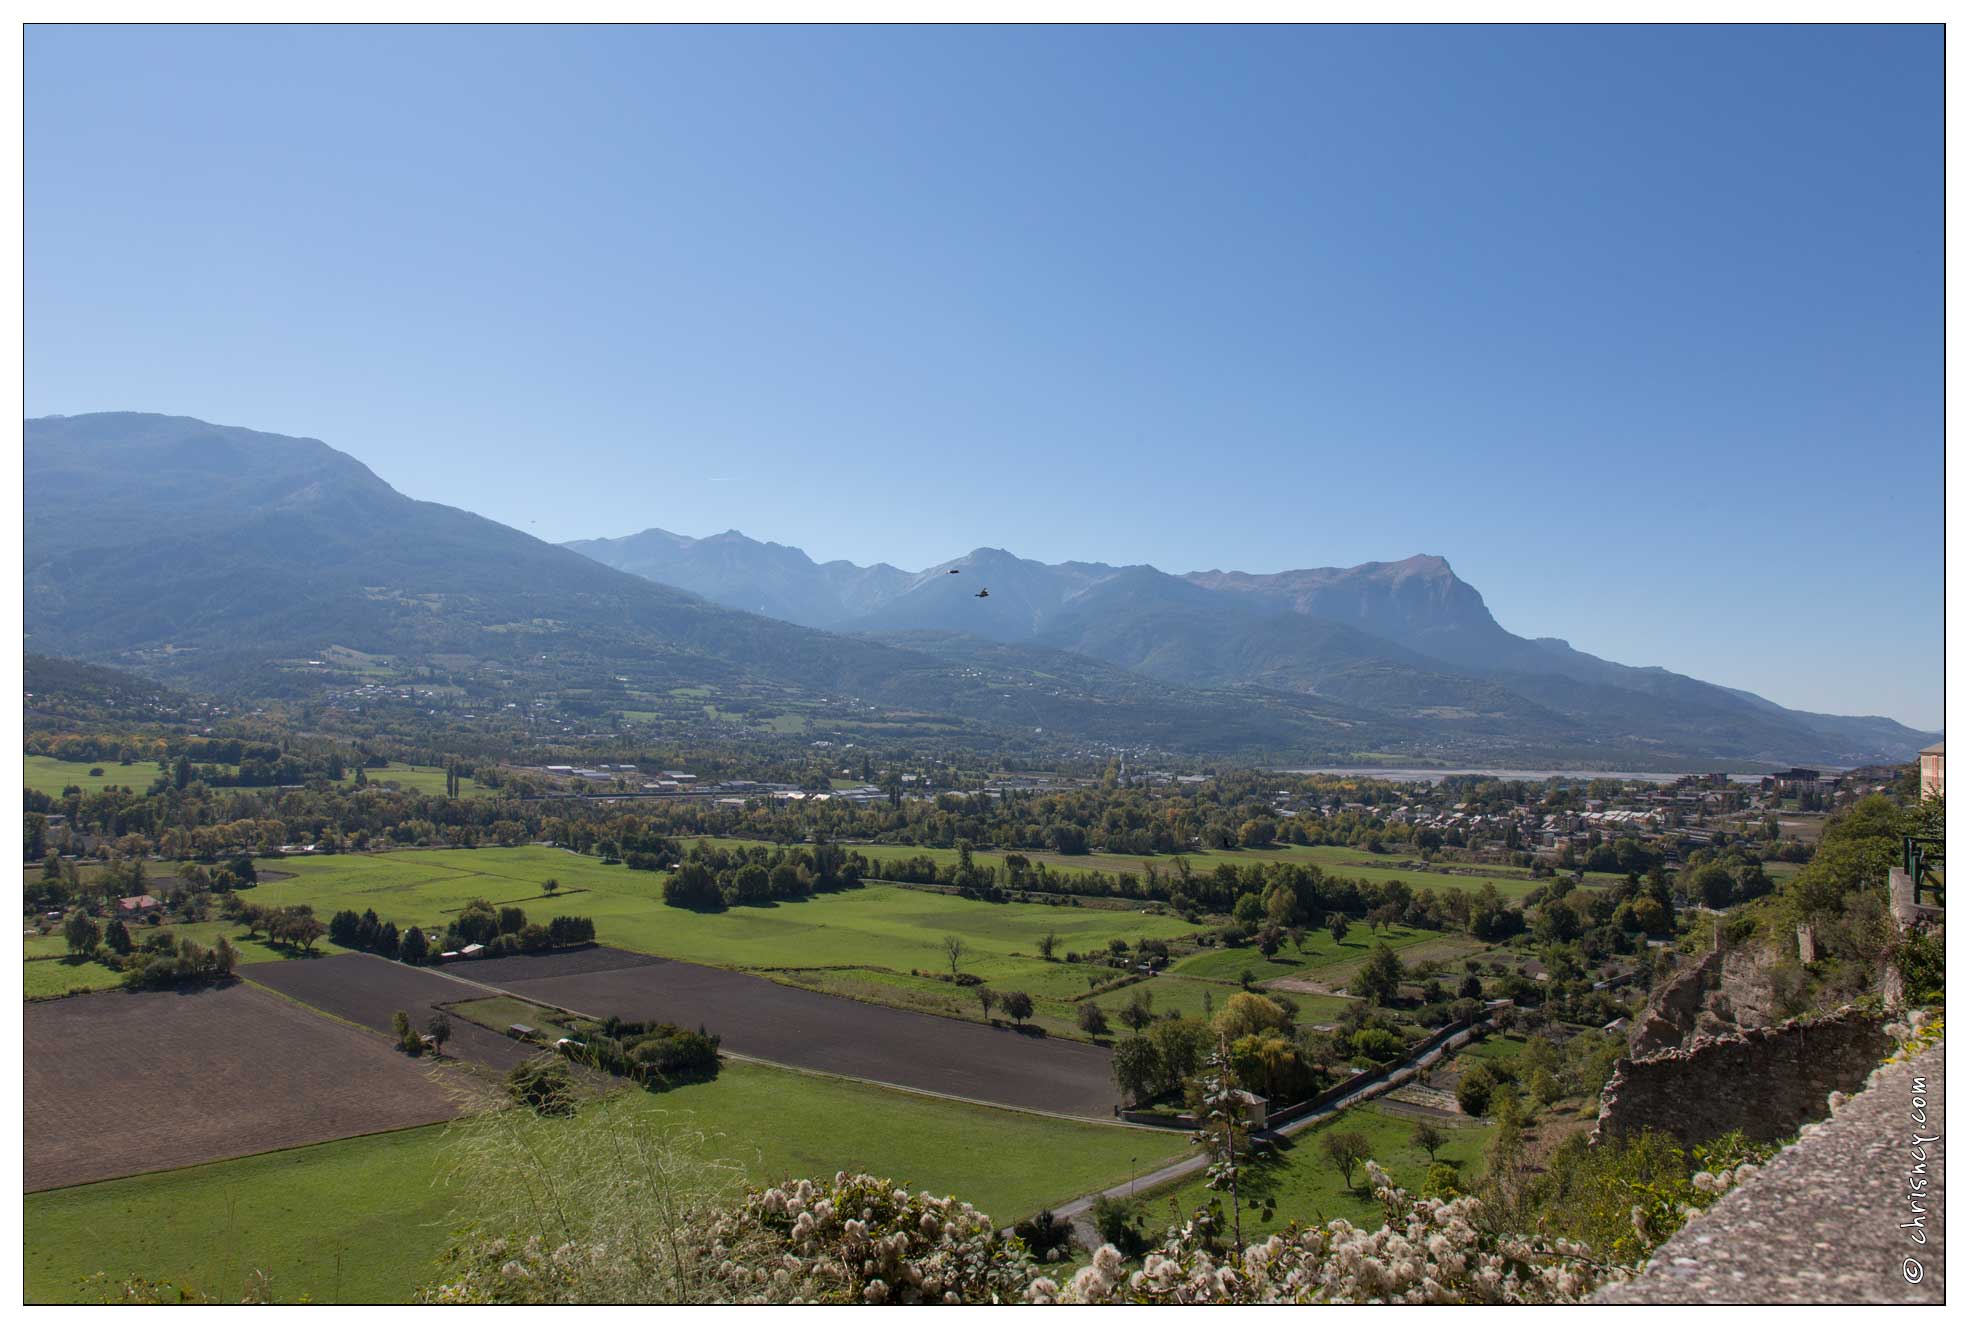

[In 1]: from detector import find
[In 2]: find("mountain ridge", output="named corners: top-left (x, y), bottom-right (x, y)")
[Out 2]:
top-left (566, 521), bottom-right (1939, 764)
top-left (20, 414), bottom-right (1936, 766)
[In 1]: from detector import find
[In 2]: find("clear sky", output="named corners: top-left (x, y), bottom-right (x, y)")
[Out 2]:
top-left (26, 24), bottom-right (1942, 728)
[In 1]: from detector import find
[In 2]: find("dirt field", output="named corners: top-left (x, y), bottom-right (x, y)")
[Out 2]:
top-left (247, 953), bottom-right (537, 1072)
top-left (447, 945), bottom-right (665, 983)
top-left (25, 984), bottom-right (466, 1191)
top-left (476, 947), bottom-right (1122, 1118)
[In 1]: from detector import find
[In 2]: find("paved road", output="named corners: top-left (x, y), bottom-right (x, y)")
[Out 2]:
top-left (1598, 1041), bottom-right (1944, 1304)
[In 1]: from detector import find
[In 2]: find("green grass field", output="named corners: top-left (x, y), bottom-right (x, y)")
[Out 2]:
top-left (449, 995), bottom-right (580, 1041)
top-left (23, 757), bottom-right (491, 799)
top-left (25, 929), bottom-right (72, 959)
top-left (245, 848), bottom-right (1198, 990)
top-left (1138, 1104), bottom-right (1490, 1235)
top-left (349, 763), bottom-right (492, 798)
top-left (25, 1060), bottom-right (1188, 1304)
top-left (1453, 1034), bottom-right (1530, 1067)
top-left (23, 756), bottom-right (170, 796)
top-left (1170, 923), bottom-right (1442, 985)
top-left (23, 956), bottom-right (126, 999)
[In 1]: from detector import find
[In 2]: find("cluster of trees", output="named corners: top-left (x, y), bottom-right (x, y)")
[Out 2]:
top-left (1452, 1027), bottom-right (1620, 1118)
top-left (22, 773), bottom-right (539, 863)
top-left (441, 895), bottom-right (597, 958)
top-left (968, 987), bottom-right (1036, 1027)
top-left (233, 901), bottom-right (328, 952)
top-left (563, 1015), bottom-right (721, 1087)
top-left (30, 849), bottom-right (260, 918)
top-left (1671, 851), bottom-right (1775, 910)
top-left (1110, 993), bottom-right (1332, 1109)
top-left (660, 842), bottom-right (863, 910)
top-left (1763, 792), bottom-right (1941, 1009)
top-left (56, 907), bottom-right (241, 991)
top-left (328, 907), bottom-right (406, 959)
top-left (120, 933), bottom-right (240, 989)
top-left (27, 732), bottom-right (379, 794)
top-left (392, 1009), bottom-right (451, 1056)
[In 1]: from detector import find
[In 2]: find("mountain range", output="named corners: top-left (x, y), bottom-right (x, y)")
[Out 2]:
top-left (565, 526), bottom-right (1937, 768)
top-left (22, 413), bottom-right (1937, 767)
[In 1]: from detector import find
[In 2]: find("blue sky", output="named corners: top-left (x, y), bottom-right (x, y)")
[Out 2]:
top-left (26, 24), bottom-right (1941, 728)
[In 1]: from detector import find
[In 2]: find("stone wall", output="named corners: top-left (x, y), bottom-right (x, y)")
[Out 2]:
top-left (1593, 1006), bottom-right (1894, 1147)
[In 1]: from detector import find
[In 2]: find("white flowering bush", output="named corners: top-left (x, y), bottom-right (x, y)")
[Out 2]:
top-left (426, 1159), bottom-right (1637, 1305)
top-left (693, 1172), bottom-right (1039, 1304)
top-left (420, 1165), bottom-right (1039, 1305)
top-left (415, 1085), bottom-right (1671, 1307)
top-left (1029, 1162), bottom-right (1628, 1305)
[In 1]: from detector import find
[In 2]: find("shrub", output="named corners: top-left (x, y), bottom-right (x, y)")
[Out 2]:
top-left (399, 926), bottom-right (430, 964)
top-left (1895, 929), bottom-right (1944, 1006)
top-left (548, 915), bottom-right (596, 947)
top-left (1457, 1063), bottom-right (1496, 1117)
top-left (1527, 1066), bottom-right (1563, 1106)
top-left (1216, 991), bottom-right (1291, 1040)
top-left (120, 937), bottom-right (235, 990)
top-left (629, 1028), bottom-right (721, 1077)
top-left (506, 1056), bottom-right (576, 1115)
top-left (1351, 1027), bottom-right (1403, 1063)
top-left (570, 1018), bottom-right (722, 1087)
top-left (1088, 1195), bottom-right (1146, 1257)
top-left (1011, 1209), bottom-right (1073, 1261)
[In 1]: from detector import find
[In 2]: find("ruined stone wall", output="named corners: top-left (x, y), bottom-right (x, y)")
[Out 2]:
top-left (1628, 936), bottom-right (1798, 1058)
top-left (1626, 949), bottom-right (1721, 1056)
top-left (1593, 1006), bottom-right (1894, 1147)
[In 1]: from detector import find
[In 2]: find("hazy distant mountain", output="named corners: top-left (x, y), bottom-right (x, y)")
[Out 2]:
top-left (563, 527), bottom-right (910, 628)
top-left (20, 413), bottom-right (1933, 767)
top-left (24, 414), bottom-right (930, 701)
top-left (571, 524), bottom-right (1940, 766)
top-left (17, 414), bottom-right (1372, 758)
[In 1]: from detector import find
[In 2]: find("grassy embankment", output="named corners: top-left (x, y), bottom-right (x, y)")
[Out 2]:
top-left (26, 1059), bottom-right (1188, 1304)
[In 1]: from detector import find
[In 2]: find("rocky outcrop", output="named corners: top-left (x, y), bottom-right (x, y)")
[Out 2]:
top-left (1594, 1006), bottom-right (1896, 1147)
top-left (1629, 936), bottom-right (1796, 1057)
top-left (1628, 950), bottom-right (1722, 1057)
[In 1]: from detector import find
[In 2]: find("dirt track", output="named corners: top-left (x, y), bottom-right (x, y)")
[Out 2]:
top-left (25, 983), bottom-right (464, 1191)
